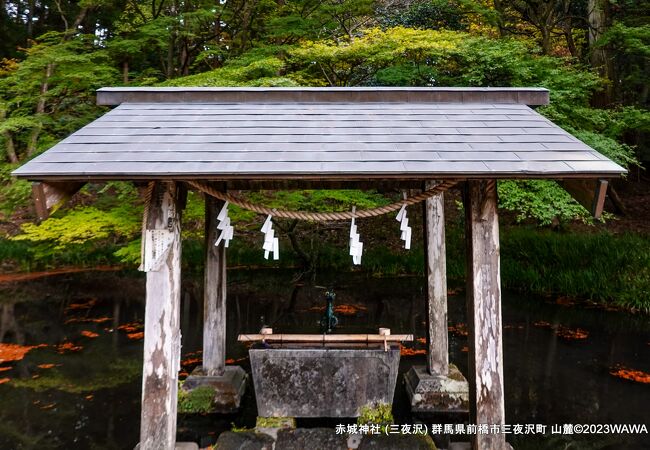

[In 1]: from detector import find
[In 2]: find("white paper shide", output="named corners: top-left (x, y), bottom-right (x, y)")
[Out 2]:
top-left (261, 214), bottom-right (279, 260)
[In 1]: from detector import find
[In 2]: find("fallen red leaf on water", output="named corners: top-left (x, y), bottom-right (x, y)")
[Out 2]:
top-left (127, 332), bottom-right (144, 340)
top-left (334, 304), bottom-right (368, 315)
top-left (118, 322), bottom-right (144, 333)
top-left (179, 371), bottom-right (189, 378)
top-left (65, 298), bottom-right (97, 312)
top-left (56, 342), bottom-right (83, 354)
top-left (399, 346), bottom-right (426, 356)
top-left (0, 343), bottom-right (48, 363)
top-left (504, 324), bottom-right (524, 330)
top-left (533, 321), bottom-right (552, 328)
top-left (0, 266), bottom-right (121, 284)
top-left (37, 364), bottom-right (57, 369)
top-left (65, 317), bottom-right (112, 325)
top-left (80, 331), bottom-right (99, 338)
top-left (610, 365), bottom-right (650, 384)
top-left (40, 403), bottom-right (56, 410)
top-left (416, 337), bottom-right (426, 344)
top-left (85, 395), bottom-right (93, 400)
top-left (0, 378), bottom-right (9, 384)
top-left (555, 326), bottom-right (589, 340)
top-left (225, 357), bottom-right (247, 365)
top-left (448, 323), bottom-right (469, 337)
top-left (461, 346), bottom-right (469, 352)
top-left (556, 296), bottom-right (576, 306)
top-left (307, 304), bottom-right (368, 316)
top-left (181, 357), bottom-right (202, 367)
top-left (0, 367), bottom-right (11, 372)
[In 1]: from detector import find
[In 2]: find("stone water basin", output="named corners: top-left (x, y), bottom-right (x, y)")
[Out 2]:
top-left (249, 344), bottom-right (400, 417)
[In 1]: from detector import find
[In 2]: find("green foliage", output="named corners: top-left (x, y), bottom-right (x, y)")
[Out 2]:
top-left (0, 164), bottom-right (31, 217)
top-left (177, 384), bottom-right (217, 414)
top-left (113, 239), bottom-right (142, 266)
top-left (0, 32), bottom-right (118, 162)
top-left (164, 47), bottom-right (296, 87)
top-left (597, 22), bottom-right (650, 106)
top-left (255, 417), bottom-right (296, 428)
top-left (498, 180), bottom-right (591, 226)
top-left (357, 402), bottom-right (393, 426)
top-left (500, 229), bottom-right (650, 313)
top-left (244, 190), bottom-right (392, 213)
top-left (266, 0), bottom-right (375, 43)
top-left (13, 205), bottom-right (140, 250)
top-left (378, 0), bottom-right (470, 31)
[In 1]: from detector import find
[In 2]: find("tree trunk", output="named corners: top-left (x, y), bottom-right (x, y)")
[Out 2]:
top-left (588, 0), bottom-right (613, 104)
top-left (492, 0), bottom-right (508, 37)
top-left (540, 26), bottom-right (552, 55)
top-left (167, 34), bottom-right (176, 79)
top-left (563, 24), bottom-right (579, 58)
top-left (3, 132), bottom-right (18, 163)
top-left (0, 109), bottom-right (19, 163)
top-left (588, 0), bottom-right (608, 70)
top-left (27, 63), bottom-right (53, 157)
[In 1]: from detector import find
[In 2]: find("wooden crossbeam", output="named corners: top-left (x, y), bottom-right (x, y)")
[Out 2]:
top-left (238, 334), bottom-right (413, 343)
top-left (561, 178), bottom-right (609, 219)
top-left (31, 181), bottom-right (84, 221)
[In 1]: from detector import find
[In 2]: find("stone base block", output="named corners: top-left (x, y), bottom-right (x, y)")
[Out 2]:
top-left (182, 365), bottom-right (247, 413)
top-left (404, 364), bottom-right (469, 413)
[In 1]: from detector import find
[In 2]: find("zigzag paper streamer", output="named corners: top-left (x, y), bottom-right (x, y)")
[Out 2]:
top-left (215, 201), bottom-right (234, 248)
top-left (349, 213), bottom-right (363, 265)
top-left (261, 214), bottom-right (279, 260)
top-left (396, 203), bottom-right (412, 250)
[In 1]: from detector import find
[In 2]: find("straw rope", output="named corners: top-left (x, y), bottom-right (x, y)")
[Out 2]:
top-left (186, 179), bottom-right (459, 222)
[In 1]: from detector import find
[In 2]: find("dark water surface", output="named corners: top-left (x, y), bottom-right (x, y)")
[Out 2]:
top-left (0, 270), bottom-right (648, 449)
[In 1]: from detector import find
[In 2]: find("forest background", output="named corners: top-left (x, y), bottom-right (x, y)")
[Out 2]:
top-left (0, 0), bottom-right (648, 311)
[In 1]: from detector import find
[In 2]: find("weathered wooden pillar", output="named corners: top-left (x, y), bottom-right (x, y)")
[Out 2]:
top-left (405, 183), bottom-right (467, 417)
top-left (140, 181), bottom-right (183, 450)
top-left (203, 195), bottom-right (227, 376)
top-left (464, 179), bottom-right (507, 450)
top-left (182, 191), bottom-right (245, 414)
top-left (422, 180), bottom-right (449, 376)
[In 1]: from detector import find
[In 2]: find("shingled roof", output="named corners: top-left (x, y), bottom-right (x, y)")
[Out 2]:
top-left (13, 87), bottom-right (626, 182)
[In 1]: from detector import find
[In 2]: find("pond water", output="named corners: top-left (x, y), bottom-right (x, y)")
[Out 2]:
top-left (0, 269), bottom-right (648, 449)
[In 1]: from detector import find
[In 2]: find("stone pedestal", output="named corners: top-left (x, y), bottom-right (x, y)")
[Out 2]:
top-left (404, 364), bottom-right (469, 413)
top-left (182, 365), bottom-right (247, 413)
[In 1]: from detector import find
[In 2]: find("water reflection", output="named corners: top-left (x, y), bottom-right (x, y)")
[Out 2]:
top-left (0, 270), bottom-right (648, 449)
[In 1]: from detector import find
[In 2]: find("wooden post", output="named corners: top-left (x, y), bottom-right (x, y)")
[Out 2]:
top-left (203, 194), bottom-right (227, 376)
top-left (422, 180), bottom-right (449, 376)
top-left (464, 180), bottom-right (507, 450)
top-left (140, 181), bottom-right (183, 450)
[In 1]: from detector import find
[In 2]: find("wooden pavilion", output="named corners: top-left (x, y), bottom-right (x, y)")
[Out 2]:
top-left (13, 87), bottom-right (625, 450)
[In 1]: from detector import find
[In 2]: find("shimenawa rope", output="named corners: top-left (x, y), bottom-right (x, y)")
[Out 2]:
top-left (186, 179), bottom-right (459, 222)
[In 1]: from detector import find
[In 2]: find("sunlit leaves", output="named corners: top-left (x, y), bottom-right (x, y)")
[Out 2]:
top-left (13, 205), bottom-right (141, 249)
